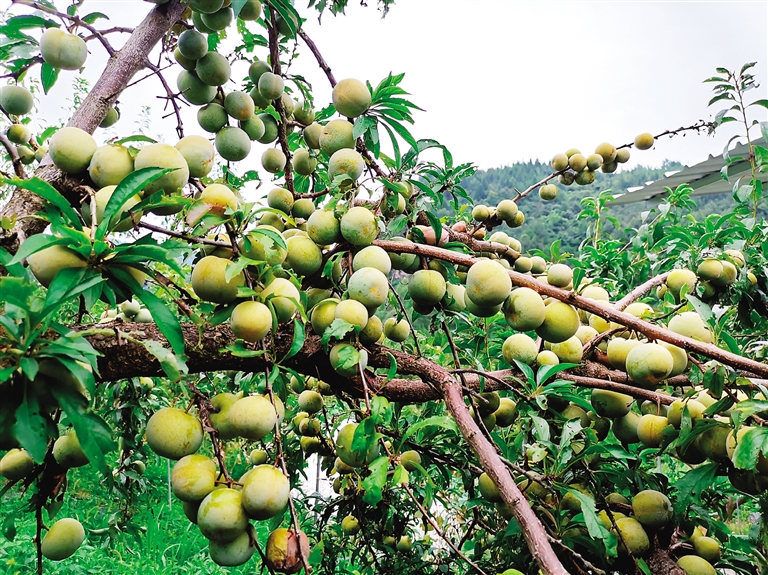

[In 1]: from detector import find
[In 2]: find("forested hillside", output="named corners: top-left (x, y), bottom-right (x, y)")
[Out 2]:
top-left (459, 159), bottom-right (744, 254)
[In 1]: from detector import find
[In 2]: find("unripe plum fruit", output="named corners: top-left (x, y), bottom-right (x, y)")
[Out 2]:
top-left (0, 448), bottom-right (34, 480)
top-left (177, 70), bottom-right (217, 105)
top-left (146, 407), bottom-right (204, 459)
top-left (502, 333), bottom-right (538, 365)
top-left (340, 206), bottom-right (378, 246)
top-left (341, 515), bottom-right (360, 535)
top-left (494, 398), bottom-right (518, 427)
top-left (320, 119), bottom-right (355, 156)
top-left (197, 487), bottom-right (248, 542)
top-left (40, 28), bottom-right (87, 70)
top-left (632, 489), bottom-right (672, 529)
top-left (352, 245), bottom-right (391, 274)
top-left (551, 153), bottom-right (569, 171)
top-left (41, 518), bottom-right (85, 561)
top-left (590, 389), bottom-right (632, 418)
top-left (667, 398), bottom-right (706, 428)
top-left (209, 525), bottom-right (256, 566)
top-left (285, 235), bottom-right (322, 277)
top-left (334, 299), bottom-right (369, 330)
top-left (408, 269), bottom-right (446, 306)
top-left (176, 135), bottom-right (215, 178)
top-left (539, 184), bottom-right (558, 201)
top-left (568, 153), bottom-right (587, 172)
top-left (535, 301), bottom-right (579, 344)
top-left (293, 99), bottom-right (315, 125)
top-left (614, 517), bottom-right (649, 556)
top-left (242, 464), bottom-right (290, 519)
top-left (383, 317), bottom-right (410, 342)
top-left (189, 0), bottom-right (224, 13)
top-left (307, 209), bottom-right (340, 245)
top-left (49, 127), bottom-right (97, 173)
top-left (465, 259), bottom-right (511, 308)
top-left (134, 143), bottom-right (190, 195)
top-left (262, 148), bottom-right (287, 173)
top-left (634, 132), bottom-right (655, 150)
top-left (292, 148), bottom-right (317, 175)
top-left (625, 343), bottom-right (674, 388)
top-left (88, 144), bottom-right (134, 188)
top-left (550, 335), bottom-right (583, 363)
top-left (347, 267), bottom-right (389, 308)
top-left (258, 71), bottom-right (284, 100)
top-left (262, 277), bottom-right (301, 323)
top-left (53, 430), bottom-right (89, 468)
top-left (0, 85), bottom-right (33, 116)
top-left (677, 555), bottom-right (716, 575)
top-left (7, 123), bottom-right (30, 144)
top-left (231, 301), bottom-right (272, 342)
top-left (335, 422), bottom-right (378, 467)
top-left (196, 52), bottom-right (231, 86)
top-left (637, 413), bottom-right (669, 447)
top-left (191, 255), bottom-right (245, 304)
top-left (310, 298), bottom-right (339, 336)
top-left (615, 148), bottom-right (630, 163)
top-left (178, 29), bottom-right (208, 60)
top-left (198, 103), bottom-right (228, 133)
top-left (668, 311), bottom-right (712, 343)
top-left (332, 78), bottom-right (371, 118)
top-left (606, 338), bottom-right (642, 371)
top-left (328, 148), bottom-right (365, 182)
top-left (229, 395), bottom-right (277, 440)
top-left (216, 126), bottom-right (251, 161)
top-left (594, 142), bottom-right (617, 163)
top-left (547, 263), bottom-right (573, 287)
top-left (27, 243), bottom-right (88, 287)
top-left (503, 287), bottom-right (546, 331)
top-left (303, 122), bottom-right (323, 149)
top-left (267, 186), bottom-right (294, 213)
top-left (171, 454), bottom-right (217, 502)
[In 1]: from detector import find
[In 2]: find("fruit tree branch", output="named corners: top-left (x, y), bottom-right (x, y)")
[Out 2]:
top-left (614, 272), bottom-right (671, 311)
top-left (372, 239), bottom-right (768, 378)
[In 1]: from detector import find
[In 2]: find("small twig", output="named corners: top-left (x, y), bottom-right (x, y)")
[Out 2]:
top-left (137, 221), bottom-right (231, 247)
top-left (266, 8), bottom-right (295, 194)
top-left (145, 60), bottom-right (185, 139)
top-left (298, 29), bottom-right (336, 87)
top-left (402, 484), bottom-right (490, 575)
top-left (614, 272), bottom-right (671, 310)
top-left (387, 278), bottom-right (422, 357)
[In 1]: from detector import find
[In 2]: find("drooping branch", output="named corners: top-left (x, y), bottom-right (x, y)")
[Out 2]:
top-left (0, 132), bottom-right (27, 178)
top-left (373, 239), bottom-right (768, 378)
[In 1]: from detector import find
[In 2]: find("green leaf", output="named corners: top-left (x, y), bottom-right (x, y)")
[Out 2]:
top-left (280, 320), bottom-right (305, 363)
top-left (14, 390), bottom-right (48, 463)
top-left (40, 62), bottom-right (59, 94)
top-left (96, 167), bottom-right (172, 239)
top-left (397, 415), bottom-right (457, 451)
top-left (684, 295), bottom-right (713, 322)
top-left (392, 463), bottom-right (409, 486)
top-left (8, 233), bottom-right (70, 266)
top-left (361, 456), bottom-right (388, 506)
top-left (231, 0), bottom-right (248, 17)
top-left (423, 210), bottom-right (444, 249)
top-left (320, 318), bottom-right (356, 347)
top-left (81, 11), bottom-right (108, 24)
top-left (732, 427), bottom-right (768, 470)
top-left (672, 462), bottom-right (718, 514)
top-left (749, 99), bottom-right (768, 110)
top-left (0, 177), bottom-right (82, 230)
top-left (40, 267), bottom-right (103, 321)
top-left (114, 135), bottom-right (157, 145)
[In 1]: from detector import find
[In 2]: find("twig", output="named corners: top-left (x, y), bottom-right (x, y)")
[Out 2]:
top-left (298, 30), bottom-right (336, 87)
top-left (402, 484), bottom-right (490, 575)
top-left (266, 7), bottom-right (295, 194)
top-left (614, 272), bottom-right (671, 310)
top-left (138, 221), bottom-right (231, 247)
top-left (145, 60), bottom-right (185, 139)
top-left (387, 278), bottom-right (422, 357)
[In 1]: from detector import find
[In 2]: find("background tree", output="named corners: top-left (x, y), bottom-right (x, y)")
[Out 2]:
top-left (1, 2), bottom-right (768, 575)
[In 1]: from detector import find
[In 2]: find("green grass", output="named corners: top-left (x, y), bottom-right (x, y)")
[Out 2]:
top-left (0, 455), bottom-right (275, 574)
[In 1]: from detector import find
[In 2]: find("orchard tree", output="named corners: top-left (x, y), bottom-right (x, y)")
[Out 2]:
top-left (1, 1), bottom-right (768, 574)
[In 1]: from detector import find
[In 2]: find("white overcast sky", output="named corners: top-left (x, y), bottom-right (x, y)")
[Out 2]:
top-left (20, 0), bottom-right (768, 179)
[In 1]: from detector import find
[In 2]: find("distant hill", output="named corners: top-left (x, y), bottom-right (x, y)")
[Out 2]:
top-left (457, 159), bottom-right (742, 255)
